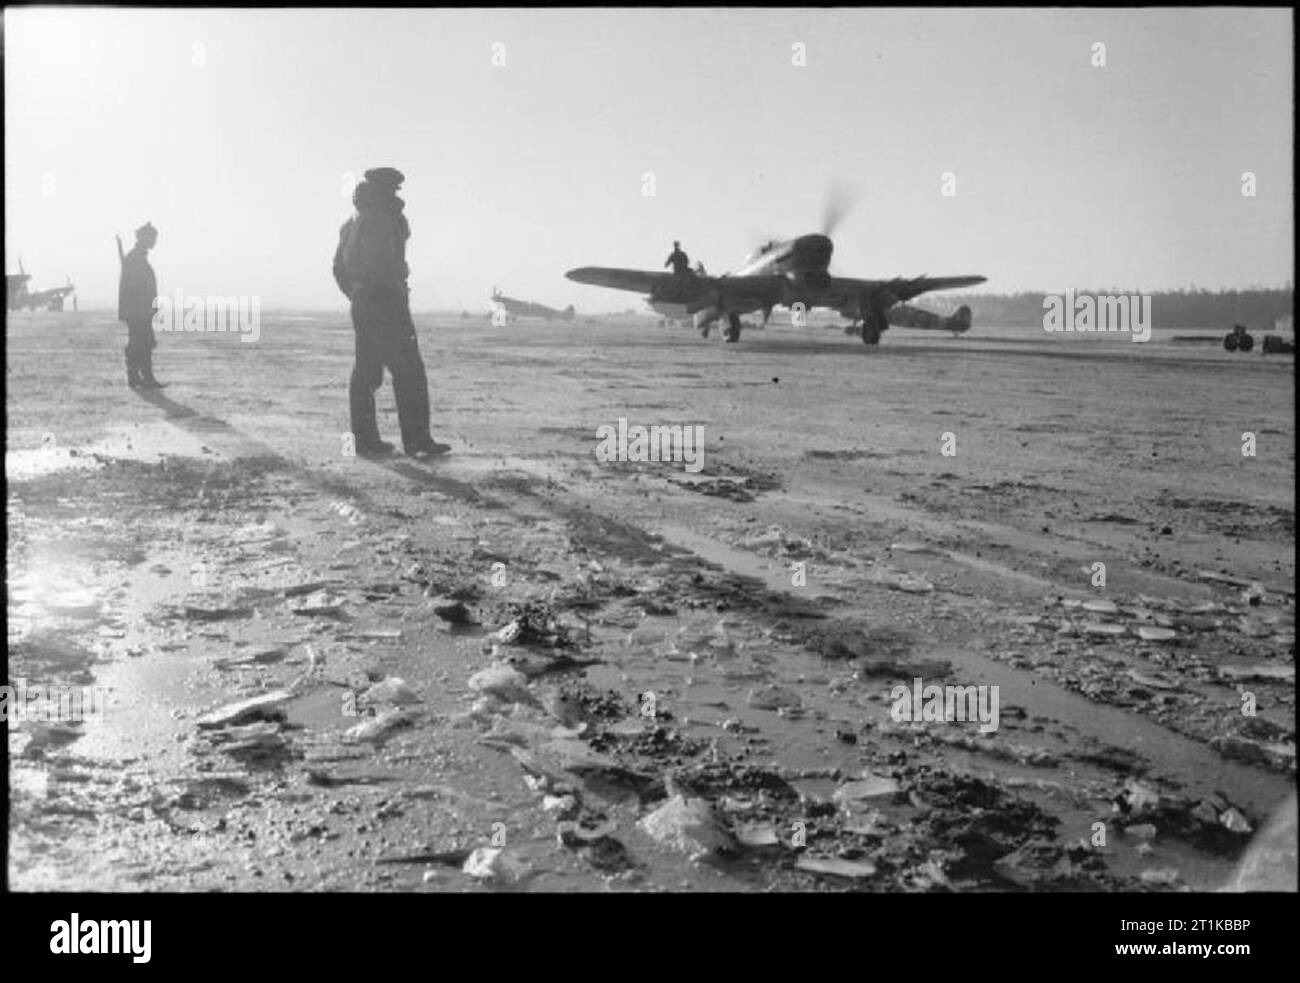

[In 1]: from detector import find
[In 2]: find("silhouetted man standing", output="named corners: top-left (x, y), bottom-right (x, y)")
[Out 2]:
top-left (118, 222), bottom-right (164, 390)
top-left (333, 167), bottom-right (448, 458)
top-left (665, 240), bottom-right (691, 276)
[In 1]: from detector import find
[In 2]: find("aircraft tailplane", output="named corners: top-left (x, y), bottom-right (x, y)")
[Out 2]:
top-left (947, 305), bottom-right (972, 332)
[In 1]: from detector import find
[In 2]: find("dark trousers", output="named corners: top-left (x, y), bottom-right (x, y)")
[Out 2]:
top-left (124, 318), bottom-right (157, 382)
top-left (349, 285), bottom-right (432, 451)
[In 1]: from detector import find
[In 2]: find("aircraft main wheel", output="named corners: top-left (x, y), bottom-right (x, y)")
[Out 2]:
top-left (1239, 333), bottom-right (1255, 352)
top-left (1224, 333), bottom-right (1239, 352)
top-left (724, 314), bottom-right (742, 343)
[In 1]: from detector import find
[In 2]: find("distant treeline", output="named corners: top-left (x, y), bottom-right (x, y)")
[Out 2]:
top-left (961, 288), bottom-right (1293, 329)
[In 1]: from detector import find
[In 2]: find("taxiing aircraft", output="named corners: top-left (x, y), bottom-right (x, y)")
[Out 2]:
top-left (7, 260), bottom-right (76, 311)
top-left (568, 239), bottom-right (983, 344)
top-left (566, 189), bottom-right (984, 344)
top-left (490, 287), bottom-right (576, 322)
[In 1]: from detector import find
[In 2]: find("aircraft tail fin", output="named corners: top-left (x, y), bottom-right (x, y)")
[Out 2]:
top-left (947, 305), bottom-right (972, 332)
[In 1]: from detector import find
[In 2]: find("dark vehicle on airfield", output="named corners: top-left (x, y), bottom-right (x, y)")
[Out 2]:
top-left (1223, 323), bottom-right (1255, 352)
top-left (1261, 315), bottom-right (1294, 354)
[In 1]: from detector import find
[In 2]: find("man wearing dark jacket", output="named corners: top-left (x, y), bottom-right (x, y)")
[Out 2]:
top-left (333, 167), bottom-right (448, 458)
top-left (664, 240), bottom-right (691, 276)
top-left (119, 222), bottom-right (164, 390)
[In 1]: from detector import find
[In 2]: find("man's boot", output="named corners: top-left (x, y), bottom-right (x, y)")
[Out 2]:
top-left (392, 347), bottom-right (448, 458)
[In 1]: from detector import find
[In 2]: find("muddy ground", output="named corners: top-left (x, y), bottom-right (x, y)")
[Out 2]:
top-left (6, 311), bottom-right (1295, 892)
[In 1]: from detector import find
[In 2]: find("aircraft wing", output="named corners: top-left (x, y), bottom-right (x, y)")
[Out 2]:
top-left (824, 275), bottom-right (986, 309)
top-left (566, 266), bottom-right (785, 313)
top-left (566, 267), bottom-right (677, 295)
top-left (710, 275), bottom-right (787, 311)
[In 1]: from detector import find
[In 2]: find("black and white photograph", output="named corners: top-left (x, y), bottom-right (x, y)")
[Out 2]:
top-left (3, 3), bottom-right (1294, 952)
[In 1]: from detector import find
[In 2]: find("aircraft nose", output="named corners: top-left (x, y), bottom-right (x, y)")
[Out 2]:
top-left (797, 234), bottom-right (834, 269)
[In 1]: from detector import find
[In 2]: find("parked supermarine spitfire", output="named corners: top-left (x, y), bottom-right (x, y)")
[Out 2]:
top-left (7, 260), bottom-right (76, 312)
top-left (489, 287), bottom-right (576, 322)
top-left (566, 188), bottom-right (984, 344)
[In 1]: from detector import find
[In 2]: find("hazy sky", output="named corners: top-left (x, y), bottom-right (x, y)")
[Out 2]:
top-left (5, 7), bottom-right (1293, 311)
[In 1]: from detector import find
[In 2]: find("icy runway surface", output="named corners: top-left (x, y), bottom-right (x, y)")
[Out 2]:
top-left (7, 311), bottom-right (1294, 892)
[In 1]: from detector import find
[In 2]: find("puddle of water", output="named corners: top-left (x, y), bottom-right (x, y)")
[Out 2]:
top-left (69, 655), bottom-right (195, 764)
top-left (6, 447), bottom-right (105, 480)
top-left (7, 424), bottom-right (217, 480)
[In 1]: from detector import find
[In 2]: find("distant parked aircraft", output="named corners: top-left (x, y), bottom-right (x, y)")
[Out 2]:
top-left (7, 260), bottom-right (75, 311)
top-left (489, 287), bottom-right (575, 322)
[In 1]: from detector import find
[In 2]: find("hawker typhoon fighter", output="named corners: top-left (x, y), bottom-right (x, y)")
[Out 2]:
top-left (566, 190), bottom-right (984, 344)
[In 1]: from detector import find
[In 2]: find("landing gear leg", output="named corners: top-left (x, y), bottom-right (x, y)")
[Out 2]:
top-left (724, 313), bottom-right (742, 343)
